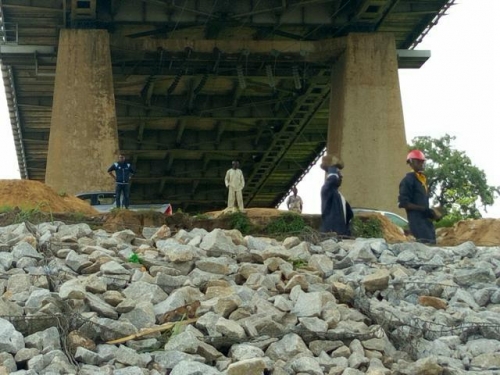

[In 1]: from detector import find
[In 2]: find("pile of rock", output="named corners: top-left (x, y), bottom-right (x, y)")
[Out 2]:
top-left (0, 220), bottom-right (499, 374)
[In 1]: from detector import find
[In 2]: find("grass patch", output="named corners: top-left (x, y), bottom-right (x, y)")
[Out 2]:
top-left (351, 216), bottom-right (384, 238)
top-left (67, 211), bottom-right (87, 223)
top-left (290, 258), bottom-right (307, 270)
top-left (0, 205), bottom-right (15, 214)
top-left (227, 211), bottom-right (253, 235)
top-left (266, 213), bottom-right (307, 236)
top-left (193, 213), bottom-right (211, 220)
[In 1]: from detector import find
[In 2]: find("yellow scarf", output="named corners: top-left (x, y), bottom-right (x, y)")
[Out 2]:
top-left (415, 172), bottom-right (428, 193)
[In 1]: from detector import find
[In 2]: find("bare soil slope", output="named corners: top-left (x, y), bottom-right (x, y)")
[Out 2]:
top-left (0, 179), bottom-right (97, 215)
top-left (437, 218), bottom-right (500, 246)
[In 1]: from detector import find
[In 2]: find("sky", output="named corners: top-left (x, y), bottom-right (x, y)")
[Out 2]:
top-left (1, 1), bottom-right (499, 217)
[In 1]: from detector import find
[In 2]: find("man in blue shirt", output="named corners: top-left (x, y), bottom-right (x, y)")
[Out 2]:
top-left (107, 154), bottom-right (136, 209)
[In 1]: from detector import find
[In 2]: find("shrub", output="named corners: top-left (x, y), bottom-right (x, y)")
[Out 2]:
top-left (351, 216), bottom-right (384, 238)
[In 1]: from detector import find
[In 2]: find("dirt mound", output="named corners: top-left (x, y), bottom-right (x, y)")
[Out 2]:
top-left (0, 179), bottom-right (97, 215)
top-left (104, 209), bottom-right (168, 234)
top-left (437, 218), bottom-right (500, 246)
top-left (205, 207), bottom-right (285, 219)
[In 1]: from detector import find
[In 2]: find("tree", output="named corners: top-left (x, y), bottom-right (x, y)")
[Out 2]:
top-left (410, 134), bottom-right (499, 221)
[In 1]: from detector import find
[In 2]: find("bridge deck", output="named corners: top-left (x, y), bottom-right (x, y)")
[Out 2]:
top-left (0, 0), bottom-right (453, 212)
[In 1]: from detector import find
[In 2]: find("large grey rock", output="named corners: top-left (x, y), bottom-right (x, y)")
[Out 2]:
top-left (6, 274), bottom-right (32, 294)
top-left (27, 350), bottom-right (75, 374)
top-left (0, 252), bottom-right (14, 270)
top-left (113, 367), bottom-right (145, 375)
top-left (466, 339), bottom-right (500, 357)
top-left (100, 260), bottom-right (130, 275)
top-left (309, 254), bottom-right (334, 277)
top-left (196, 257), bottom-right (231, 275)
top-left (24, 289), bottom-right (52, 314)
top-left (245, 236), bottom-right (274, 251)
top-left (74, 347), bottom-right (103, 366)
top-left (453, 265), bottom-right (495, 287)
top-left (24, 327), bottom-right (60, 353)
top-left (170, 360), bottom-right (221, 375)
top-left (85, 293), bottom-right (118, 319)
top-left (152, 351), bottom-right (205, 372)
top-left (299, 317), bottom-right (328, 333)
top-left (395, 356), bottom-right (443, 375)
top-left (87, 317), bottom-right (138, 342)
top-left (59, 278), bottom-right (86, 300)
top-left (470, 353), bottom-right (500, 369)
top-left (112, 229), bottom-right (136, 244)
top-left (0, 352), bottom-right (17, 373)
top-left (290, 356), bottom-right (323, 375)
top-left (57, 223), bottom-right (93, 239)
top-left (123, 281), bottom-right (168, 304)
top-left (11, 242), bottom-right (43, 262)
top-left (450, 241), bottom-right (477, 258)
top-left (115, 345), bottom-right (151, 367)
top-left (200, 229), bottom-right (239, 257)
top-left (287, 242), bottom-right (311, 261)
top-left (153, 287), bottom-right (203, 319)
top-left (227, 358), bottom-right (267, 375)
top-left (0, 298), bottom-right (23, 317)
top-left (120, 302), bottom-right (156, 329)
top-left (159, 241), bottom-right (201, 263)
top-left (215, 317), bottom-right (246, 339)
top-left (14, 348), bottom-right (40, 364)
top-left (346, 241), bottom-right (377, 263)
top-left (363, 270), bottom-right (391, 292)
top-left (65, 250), bottom-right (92, 272)
top-left (265, 333), bottom-right (312, 361)
top-left (292, 292), bottom-right (323, 317)
top-left (229, 344), bottom-right (265, 361)
top-left (450, 289), bottom-right (480, 310)
top-left (155, 273), bottom-right (189, 293)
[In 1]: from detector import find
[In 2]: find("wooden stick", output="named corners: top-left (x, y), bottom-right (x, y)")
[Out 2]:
top-left (106, 317), bottom-right (198, 344)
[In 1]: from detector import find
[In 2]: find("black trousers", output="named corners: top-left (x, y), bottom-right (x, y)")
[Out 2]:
top-left (408, 211), bottom-right (436, 244)
top-left (115, 183), bottom-right (130, 208)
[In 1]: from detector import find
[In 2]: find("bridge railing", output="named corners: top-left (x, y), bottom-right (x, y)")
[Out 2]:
top-left (0, 22), bottom-right (18, 45)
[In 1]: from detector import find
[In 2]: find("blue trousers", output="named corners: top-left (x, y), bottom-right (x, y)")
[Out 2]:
top-left (115, 183), bottom-right (130, 208)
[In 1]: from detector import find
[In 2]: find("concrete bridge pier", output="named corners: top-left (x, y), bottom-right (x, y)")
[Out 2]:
top-left (45, 29), bottom-right (119, 195)
top-left (327, 33), bottom-right (409, 215)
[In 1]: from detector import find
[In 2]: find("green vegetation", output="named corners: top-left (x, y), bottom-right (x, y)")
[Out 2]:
top-left (228, 211), bottom-right (253, 235)
top-left (290, 258), bottom-right (307, 270)
top-left (128, 253), bottom-right (142, 264)
top-left (266, 213), bottom-right (307, 235)
top-left (68, 211), bottom-right (86, 223)
top-left (410, 134), bottom-right (499, 226)
top-left (0, 205), bottom-right (14, 213)
top-left (193, 213), bottom-right (211, 220)
top-left (350, 216), bottom-right (384, 238)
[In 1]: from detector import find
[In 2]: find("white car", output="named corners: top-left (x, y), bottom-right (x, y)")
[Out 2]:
top-left (352, 207), bottom-right (408, 229)
top-left (76, 191), bottom-right (172, 215)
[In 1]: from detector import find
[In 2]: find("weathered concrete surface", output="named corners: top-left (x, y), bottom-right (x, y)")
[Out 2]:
top-left (327, 33), bottom-right (408, 215)
top-left (46, 29), bottom-right (118, 194)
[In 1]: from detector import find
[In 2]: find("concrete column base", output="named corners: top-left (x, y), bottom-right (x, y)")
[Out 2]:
top-left (327, 33), bottom-right (409, 215)
top-left (46, 29), bottom-right (119, 195)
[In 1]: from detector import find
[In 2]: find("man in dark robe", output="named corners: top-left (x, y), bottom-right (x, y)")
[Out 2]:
top-left (320, 156), bottom-right (353, 236)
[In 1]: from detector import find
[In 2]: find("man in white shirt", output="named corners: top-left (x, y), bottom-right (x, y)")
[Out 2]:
top-left (225, 160), bottom-right (245, 211)
top-left (286, 187), bottom-right (303, 213)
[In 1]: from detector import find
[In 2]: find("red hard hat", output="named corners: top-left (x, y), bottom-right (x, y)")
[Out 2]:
top-left (406, 150), bottom-right (426, 161)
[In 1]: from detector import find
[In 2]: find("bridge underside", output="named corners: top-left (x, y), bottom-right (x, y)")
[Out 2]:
top-left (0, 0), bottom-right (452, 212)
